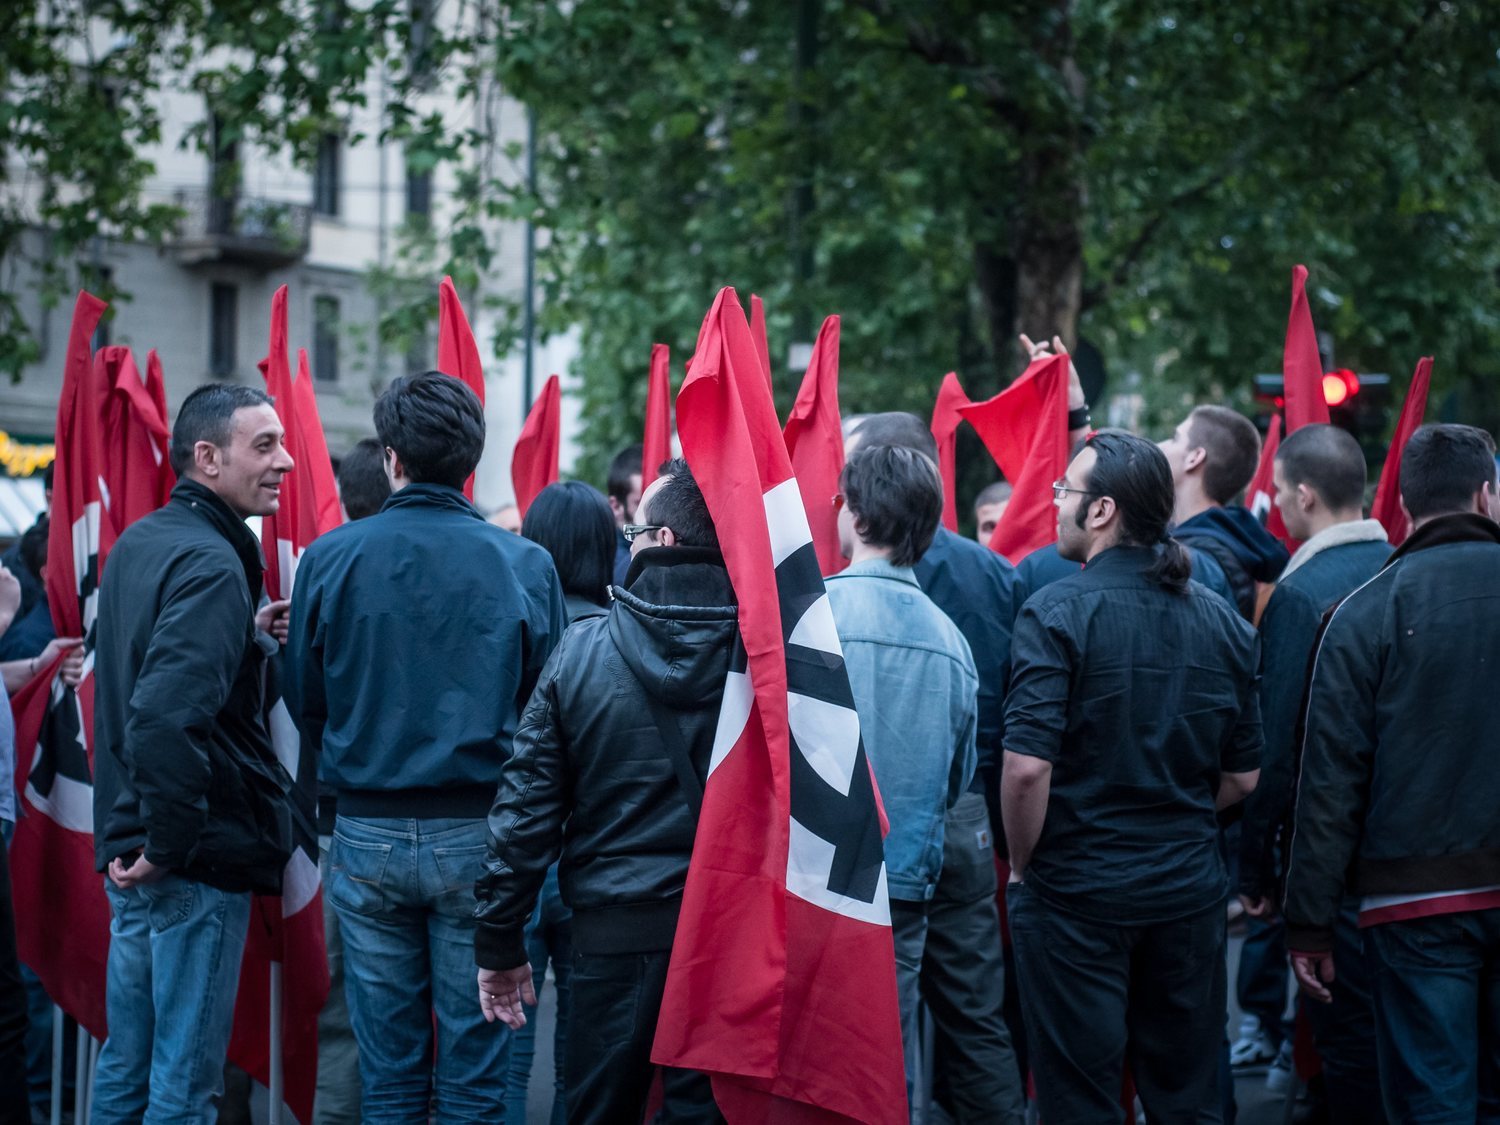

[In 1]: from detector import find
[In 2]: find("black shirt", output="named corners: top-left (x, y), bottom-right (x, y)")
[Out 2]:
top-left (1005, 545), bottom-right (1262, 925)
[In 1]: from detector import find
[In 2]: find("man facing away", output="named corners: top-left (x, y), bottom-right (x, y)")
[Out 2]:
top-left (91, 385), bottom-right (297, 1122)
top-left (474, 459), bottom-right (729, 1125)
top-left (285, 371), bottom-right (564, 1122)
top-left (1003, 430), bottom-right (1261, 1123)
top-left (1236, 423), bottom-right (1389, 1123)
top-left (1283, 423), bottom-right (1500, 1122)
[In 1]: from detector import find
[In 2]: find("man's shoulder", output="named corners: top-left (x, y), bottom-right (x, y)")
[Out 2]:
top-left (920, 528), bottom-right (1016, 578)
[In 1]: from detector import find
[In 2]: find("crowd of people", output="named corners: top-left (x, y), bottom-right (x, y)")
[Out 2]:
top-left (0, 341), bottom-right (1497, 1125)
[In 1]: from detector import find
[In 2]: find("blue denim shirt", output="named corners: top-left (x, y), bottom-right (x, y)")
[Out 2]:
top-left (825, 558), bottom-right (978, 902)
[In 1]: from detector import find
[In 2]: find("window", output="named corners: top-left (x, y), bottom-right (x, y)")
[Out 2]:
top-left (210, 283), bottom-right (238, 378)
top-left (313, 134), bottom-right (341, 217)
top-left (405, 162), bottom-right (432, 219)
top-left (409, 0), bottom-right (433, 86)
top-left (313, 296), bottom-right (340, 383)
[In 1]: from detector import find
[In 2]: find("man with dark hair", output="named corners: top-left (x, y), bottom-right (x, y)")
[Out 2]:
top-left (0, 519), bottom-right (55, 662)
top-left (606, 442), bottom-right (644, 586)
top-left (335, 436), bottom-right (391, 523)
top-left (475, 457), bottom-right (730, 1124)
top-left (1284, 423), bottom-right (1500, 1122)
top-left (91, 382), bottom-right (296, 1121)
top-left (285, 371), bottom-right (564, 1121)
top-left (1004, 430), bottom-right (1261, 1122)
top-left (1160, 405), bottom-right (1289, 619)
top-left (844, 411), bottom-right (1029, 1120)
top-left (824, 445), bottom-right (1016, 1118)
top-left (974, 481), bottom-right (1011, 546)
top-left (1236, 424), bottom-right (1390, 1119)
top-left (0, 462), bottom-right (52, 622)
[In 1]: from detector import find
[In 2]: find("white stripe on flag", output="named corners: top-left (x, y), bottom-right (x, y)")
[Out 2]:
top-left (762, 478), bottom-right (814, 568)
top-left (787, 592), bottom-right (841, 656)
top-left (282, 846), bottom-right (322, 917)
top-left (787, 818), bottom-right (891, 926)
top-left (708, 669), bottom-right (753, 778)
top-left (787, 691), bottom-right (861, 796)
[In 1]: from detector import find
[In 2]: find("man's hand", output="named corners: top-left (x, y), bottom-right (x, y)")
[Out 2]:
top-left (1019, 333), bottom-right (1086, 411)
top-left (39, 636), bottom-right (85, 687)
top-left (1291, 949), bottom-right (1335, 1004)
top-left (0, 565), bottom-right (20, 633)
top-left (255, 599), bottom-right (291, 645)
top-left (109, 852), bottom-right (168, 890)
top-left (478, 965), bottom-right (536, 1029)
top-left (1238, 894), bottom-right (1275, 920)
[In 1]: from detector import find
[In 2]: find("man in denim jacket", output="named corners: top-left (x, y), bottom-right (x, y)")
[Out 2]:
top-left (824, 443), bottom-right (979, 1112)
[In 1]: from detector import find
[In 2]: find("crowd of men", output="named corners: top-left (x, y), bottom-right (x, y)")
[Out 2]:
top-left (0, 345), bottom-right (1497, 1125)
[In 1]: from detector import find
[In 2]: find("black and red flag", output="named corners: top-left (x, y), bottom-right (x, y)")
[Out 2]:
top-left (1246, 413), bottom-right (1283, 527)
top-left (653, 287), bottom-right (906, 1123)
top-left (782, 314), bottom-right (846, 577)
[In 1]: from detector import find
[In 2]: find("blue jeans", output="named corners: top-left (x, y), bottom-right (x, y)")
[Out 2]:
top-left (1366, 907), bottom-right (1500, 1123)
top-left (90, 874), bottom-right (251, 1124)
top-left (330, 815), bottom-right (508, 1123)
top-left (503, 864), bottom-right (571, 1125)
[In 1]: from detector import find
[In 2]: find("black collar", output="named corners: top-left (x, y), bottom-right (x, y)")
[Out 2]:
top-left (1386, 512), bottom-right (1500, 568)
top-left (172, 479), bottom-right (265, 600)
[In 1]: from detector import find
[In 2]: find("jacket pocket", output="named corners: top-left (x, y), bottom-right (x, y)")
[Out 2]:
top-left (330, 834), bottom-right (391, 916)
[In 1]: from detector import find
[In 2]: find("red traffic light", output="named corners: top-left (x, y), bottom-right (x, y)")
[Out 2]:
top-left (1322, 368), bottom-right (1360, 407)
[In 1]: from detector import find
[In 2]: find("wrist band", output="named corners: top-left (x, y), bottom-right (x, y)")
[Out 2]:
top-left (1067, 406), bottom-right (1092, 430)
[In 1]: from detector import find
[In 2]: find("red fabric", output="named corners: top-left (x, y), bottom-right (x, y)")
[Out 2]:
top-left (101, 347), bottom-right (174, 527)
top-left (1244, 413), bottom-right (1295, 546)
top-left (437, 276), bottom-right (486, 500)
top-left (749, 293), bottom-right (772, 388)
top-left (643, 343), bottom-right (673, 485)
top-left (782, 315), bottom-right (846, 576)
top-left (1283, 265), bottom-right (1332, 432)
top-left (292, 349), bottom-right (344, 535)
top-left (511, 374), bottom-right (561, 517)
top-left (1370, 356), bottom-right (1433, 547)
top-left (958, 355), bottom-right (1070, 563)
top-left (655, 287), bottom-right (906, 1124)
top-left (930, 372), bottom-right (971, 533)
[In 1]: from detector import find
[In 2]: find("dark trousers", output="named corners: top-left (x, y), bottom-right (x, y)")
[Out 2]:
top-left (921, 792), bottom-right (1026, 1124)
top-left (1365, 907), bottom-right (1500, 1124)
top-left (1009, 884), bottom-right (1225, 1124)
top-left (0, 831), bottom-right (30, 1125)
top-left (1301, 900), bottom-right (1384, 1124)
top-left (565, 947), bottom-right (724, 1125)
top-left (1236, 912), bottom-right (1292, 1044)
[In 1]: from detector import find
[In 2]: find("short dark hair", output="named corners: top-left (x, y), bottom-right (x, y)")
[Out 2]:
top-left (646, 458), bottom-right (718, 551)
top-left (521, 481), bottom-right (617, 606)
top-left (849, 412), bottom-right (939, 462)
top-left (607, 444), bottom-right (643, 506)
top-left (373, 371), bottom-right (485, 489)
top-left (42, 463), bottom-right (54, 492)
top-left (841, 444), bottom-right (943, 567)
top-left (1275, 424), bottom-right (1367, 512)
top-left (974, 480), bottom-right (1011, 510)
top-left (19, 516), bottom-right (48, 580)
top-left (337, 437), bottom-right (391, 521)
top-left (1082, 429), bottom-right (1191, 593)
top-left (169, 384), bottom-right (276, 476)
top-left (1186, 406), bottom-right (1261, 504)
top-left (1400, 424), bottom-right (1498, 521)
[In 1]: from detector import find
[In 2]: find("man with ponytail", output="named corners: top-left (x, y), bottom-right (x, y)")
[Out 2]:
top-left (1002, 430), bottom-right (1263, 1123)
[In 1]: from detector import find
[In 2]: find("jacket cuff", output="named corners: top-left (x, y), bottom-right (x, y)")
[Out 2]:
top-left (473, 921), bottom-right (530, 971)
top-left (1284, 924), bottom-right (1335, 955)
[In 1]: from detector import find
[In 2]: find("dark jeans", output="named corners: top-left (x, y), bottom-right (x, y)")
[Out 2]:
top-left (1236, 912), bottom-right (1292, 1045)
top-left (921, 792), bottom-right (1026, 1124)
top-left (1009, 883), bottom-right (1226, 1124)
top-left (1365, 907), bottom-right (1500, 1124)
top-left (1301, 900), bottom-right (1384, 1124)
top-left (566, 947), bottom-right (723, 1125)
top-left (504, 864), bottom-right (571, 1125)
top-left (0, 831), bottom-right (30, 1124)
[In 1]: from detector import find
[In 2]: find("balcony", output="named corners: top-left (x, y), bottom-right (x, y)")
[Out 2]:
top-left (166, 190), bottom-right (311, 269)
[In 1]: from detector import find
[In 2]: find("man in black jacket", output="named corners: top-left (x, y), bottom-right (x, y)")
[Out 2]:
top-left (475, 458), bottom-right (732, 1124)
top-left (1284, 423), bottom-right (1500, 1122)
top-left (91, 384), bottom-right (295, 1123)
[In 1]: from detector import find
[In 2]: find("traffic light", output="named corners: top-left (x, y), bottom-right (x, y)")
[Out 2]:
top-left (1252, 371), bottom-right (1392, 458)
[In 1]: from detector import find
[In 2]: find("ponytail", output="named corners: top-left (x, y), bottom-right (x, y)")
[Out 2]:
top-left (1147, 536), bottom-right (1192, 594)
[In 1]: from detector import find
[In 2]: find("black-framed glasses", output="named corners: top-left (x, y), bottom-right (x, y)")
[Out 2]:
top-left (622, 523), bottom-right (664, 543)
top-left (1051, 478), bottom-right (1100, 502)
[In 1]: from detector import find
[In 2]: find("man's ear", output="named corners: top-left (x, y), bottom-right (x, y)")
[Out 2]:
top-left (658, 525), bottom-right (678, 548)
top-left (1183, 446), bottom-right (1207, 474)
top-left (1090, 496), bottom-right (1116, 529)
top-left (194, 440), bottom-right (221, 478)
top-left (1297, 483), bottom-right (1317, 513)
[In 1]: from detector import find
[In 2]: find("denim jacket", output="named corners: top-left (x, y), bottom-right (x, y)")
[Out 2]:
top-left (825, 559), bottom-right (978, 902)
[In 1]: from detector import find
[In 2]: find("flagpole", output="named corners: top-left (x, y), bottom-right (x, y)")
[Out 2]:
top-left (49, 1006), bottom-right (63, 1125)
top-left (269, 962), bottom-right (284, 1125)
top-left (84, 1036), bottom-right (100, 1123)
top-left (73, 1024), bottom-right (88, 1123)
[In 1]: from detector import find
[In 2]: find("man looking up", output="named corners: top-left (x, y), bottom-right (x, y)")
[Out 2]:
top-left (1237, 423), bottom-right (1389, 1121)
top-left (91, 385), bottom-right (296, 1122)
top-left (285, 371), bottom-right (564, 1122)
top-left (1284, 424), bottom-right (1500, 1122)
top-left (1004, 430), bottom-right (1261, 1123)
top-left (475, 459), bottom-right (731, 1124)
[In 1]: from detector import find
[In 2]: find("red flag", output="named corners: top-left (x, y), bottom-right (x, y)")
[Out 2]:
top-left (1284, 265), bottom-right (1332, 432)
top-left (10, 291), bottom-right (113, 1040)
top-left (437, 276), bottom-right (486, 501)
top-left (1245, 413), bottom-right (1294, 546)
top-left (782, 315), bottom-right (846, 576)
top-left (100, 347), bottom-right (174, 528)
top-left (930, 372), bottom-right (971, 533)
top-left (292, 348), bottom-right (344, 535)
top-left (749, 293), bottom-right (772, 388)
top-left (643, 343), bottom-right (673, 486)
top-left (511, 374), bottom-right (561, 517)
top-left (654, 287), bottom-right (906, 1123)
top-left (1370, 356), bottom-right (1433, 547)
top-left (958, 355), bottom-right (1070, 564)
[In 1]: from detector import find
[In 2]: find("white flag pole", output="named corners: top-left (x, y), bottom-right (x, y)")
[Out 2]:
top-left (268, 961), bottom-right (284, 1125)
top-left (49, 1005), bottom-right (63, 1125)
top-left (72, 1024), bottom-right (88, 1123)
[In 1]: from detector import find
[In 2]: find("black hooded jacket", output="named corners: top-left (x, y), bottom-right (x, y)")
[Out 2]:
top-left (1175, 505), bottom-right (1289, 619)
top-left (473, 546), bottom-right (738, 970)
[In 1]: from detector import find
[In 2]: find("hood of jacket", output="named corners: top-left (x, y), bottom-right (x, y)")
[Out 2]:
top-left (609, 546), bottom-right (739, 709)
top-left (1175, 504), bottom-right (1289, 583)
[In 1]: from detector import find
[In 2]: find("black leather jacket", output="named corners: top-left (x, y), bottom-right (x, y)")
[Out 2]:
top-left (473, 547), bottom-right (737, 970)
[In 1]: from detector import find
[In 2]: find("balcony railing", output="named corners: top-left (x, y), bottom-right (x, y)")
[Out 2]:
top-left (166, 189), bottom-right (312, 268)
